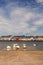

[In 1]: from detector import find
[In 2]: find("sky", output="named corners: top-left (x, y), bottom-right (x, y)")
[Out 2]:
top-left (0, 0), bottom-right (43, 36)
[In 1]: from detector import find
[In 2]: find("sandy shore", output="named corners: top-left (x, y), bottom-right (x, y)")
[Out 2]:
top-left (0, 50), bottom-right (43, 65)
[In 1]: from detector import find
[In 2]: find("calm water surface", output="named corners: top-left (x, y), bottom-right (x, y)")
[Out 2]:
top-left (0, 41), bottom-right (43, 51)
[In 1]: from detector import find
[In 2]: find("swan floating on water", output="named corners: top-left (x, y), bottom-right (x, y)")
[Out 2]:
top-left (33, 44), bottom-right (36, 47)
top-left (22, 44), bottom-right (27, 49)
top-left (6, 46), bottom-right (11, 51)
top-left (13, 44), bottom-right (20, 50)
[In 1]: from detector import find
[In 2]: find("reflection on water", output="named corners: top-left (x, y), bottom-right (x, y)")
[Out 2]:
top-left (0, 41), bottom-right (43, 51)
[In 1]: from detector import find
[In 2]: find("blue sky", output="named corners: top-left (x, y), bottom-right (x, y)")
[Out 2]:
top-left (0, 0), bottom-right (43, 36)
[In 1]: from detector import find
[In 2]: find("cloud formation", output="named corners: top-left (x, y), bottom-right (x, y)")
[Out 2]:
top-left (0, 0), bottom-right (43, 36)
top-left (36, 0), bottom-right (43, 3)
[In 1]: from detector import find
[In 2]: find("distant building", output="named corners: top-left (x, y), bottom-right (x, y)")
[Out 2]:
top-left (0, 35), bottom-right (43, 41)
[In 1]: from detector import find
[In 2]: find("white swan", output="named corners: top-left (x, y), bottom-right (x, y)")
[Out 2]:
top-left (13, 44), bottom-right (20, 50)
top-left (33, 44), bottom-right (36, 46)
top-left (6, 46), bottom-right (11, 51)
top-left (22, 44), bottom-right (27, 49)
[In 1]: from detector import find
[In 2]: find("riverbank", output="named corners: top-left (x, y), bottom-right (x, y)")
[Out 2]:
top-left (0, 51), bottom-right (43, 65)
top-left (0, 40), bottom-right (43, 42)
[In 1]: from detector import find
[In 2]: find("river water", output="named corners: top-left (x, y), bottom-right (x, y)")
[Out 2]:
top-left (0, 41), bottom-right (43, 51)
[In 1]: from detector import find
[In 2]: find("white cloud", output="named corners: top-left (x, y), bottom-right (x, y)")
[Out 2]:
top-left (10, 7), bottom-right (38, 33)
top-left (0, 3), bottom-right (42, 36)
top-left (36, 0), bottom-right (43, 3)
top-left (33, 19), bottom-right (43, 26)
top-left (30, 26), bottom-right (37, 31)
